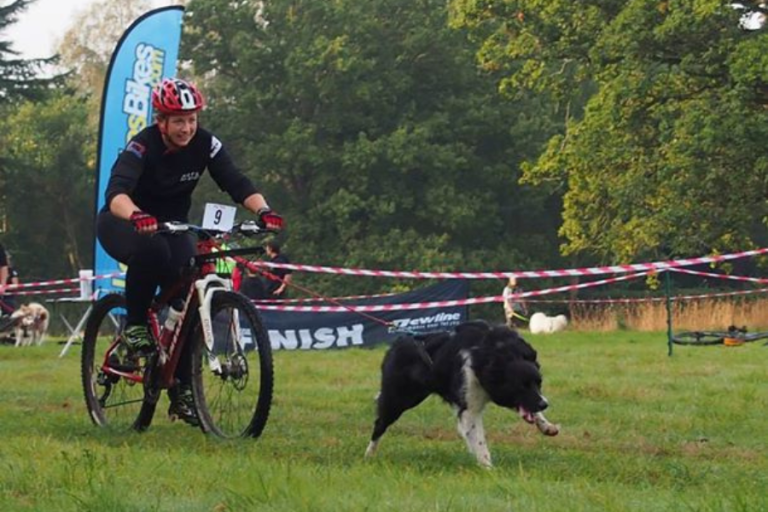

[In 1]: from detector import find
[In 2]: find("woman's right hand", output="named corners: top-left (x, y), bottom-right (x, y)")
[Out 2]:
top-left (256, 208), bottom-right (284, 231)
top-left (130, 211), bottom-right (158, 234)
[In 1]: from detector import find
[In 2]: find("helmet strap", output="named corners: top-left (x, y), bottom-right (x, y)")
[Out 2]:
top-left (160, 132), bottom-right (183, 152)
top-left (156, 116), bottom-right (168, 134)
top-left (157, 121), bottom-right (184, 152)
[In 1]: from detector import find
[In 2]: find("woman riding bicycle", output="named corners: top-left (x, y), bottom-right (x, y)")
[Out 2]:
top-left (97, 77), bottom-right (283, 425)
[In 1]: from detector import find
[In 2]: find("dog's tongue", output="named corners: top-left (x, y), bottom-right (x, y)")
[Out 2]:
top-left (517, 407), bottom-right (535, 424)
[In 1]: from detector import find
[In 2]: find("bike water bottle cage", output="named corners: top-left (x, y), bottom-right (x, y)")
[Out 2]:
top-left (164, 301), bottom-right (184, 331)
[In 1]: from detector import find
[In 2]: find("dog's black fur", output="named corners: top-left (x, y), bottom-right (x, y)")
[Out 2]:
top-left (366, 321), bottom-right (558, 466)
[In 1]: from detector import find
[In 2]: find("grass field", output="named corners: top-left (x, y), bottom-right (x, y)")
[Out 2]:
top-left (0, 331), bottom-right (765, 512)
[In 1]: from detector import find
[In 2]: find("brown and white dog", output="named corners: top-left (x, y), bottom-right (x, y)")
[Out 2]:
top-left (11, 302), bottom-right (50, 347)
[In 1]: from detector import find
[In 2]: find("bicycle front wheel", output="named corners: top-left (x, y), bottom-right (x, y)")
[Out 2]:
top-left (81, 293), bottom-right (146, 430)
top-left (189, 291), bottom-right (274, 438)
top-left (670, 331), bottom-right (726, 346)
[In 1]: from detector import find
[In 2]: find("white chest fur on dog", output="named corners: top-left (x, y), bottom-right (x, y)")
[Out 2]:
top-left (11, 302), bottom-right (50, 347)
top-left (529, 312), bottom-right (568, 334)
top-left (457, 351), bottom-right (493, 466)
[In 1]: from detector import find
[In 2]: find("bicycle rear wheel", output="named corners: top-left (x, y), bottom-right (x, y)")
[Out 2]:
top-left (81, 293), bottom-right (148, 430)
top-left (670, 331), bottom-right (726, 346)
top-left (189, 290), bottom-right (273, 438)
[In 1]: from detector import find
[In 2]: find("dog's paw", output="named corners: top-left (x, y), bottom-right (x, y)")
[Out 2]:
top-left (478, 458), bottom-right (493, 469)
top-left (364, 441), bottom-right (378, 458)
top-left (534, 413), bottom-right (560, 436)
top-left (540, 423), bottom-right (560, 436)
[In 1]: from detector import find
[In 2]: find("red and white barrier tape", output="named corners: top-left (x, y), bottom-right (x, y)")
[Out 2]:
top-left (253, 291), bottom-right (399, 304)
top-left (669, 268), bottom-right (768, 284)
top-left (257, 284), bottom-right (768, 307)
top-left (253, 247), bottom-right (768, 280)
top-left (254, 271), bottom-right (653, 312)
top-left (671, 287), bottom-right (768, 301)
top-left (4, 247), bottom-right (766, 292)
top-left (4, 269), bottom-right (762, 311)
top-left (526, 287), bottom-right (768, 304)
top-left (257, 277), bottom-right (768, 304)
top-left (2, 272), bottom-right (123, 292)
top-left (4, 287), bottom-right (79, 296)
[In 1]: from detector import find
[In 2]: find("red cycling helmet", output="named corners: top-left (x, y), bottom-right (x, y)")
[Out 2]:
top-left (151, 78), bottom-right (205, 115)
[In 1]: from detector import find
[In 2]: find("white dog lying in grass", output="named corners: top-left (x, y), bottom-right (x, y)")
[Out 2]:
top-left (529, 312), bottom-right (568, 334)
top-left (11, 302), bottom-right (50, 347)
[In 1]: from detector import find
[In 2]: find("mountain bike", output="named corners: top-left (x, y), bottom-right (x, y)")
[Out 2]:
top-left (671, 326), bottom-right (768, 346)
top-left (81, 221), bottom-right (274, 438)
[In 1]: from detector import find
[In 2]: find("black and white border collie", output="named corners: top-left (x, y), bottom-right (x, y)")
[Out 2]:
top-left (365, 321), bottom-right (559, 467)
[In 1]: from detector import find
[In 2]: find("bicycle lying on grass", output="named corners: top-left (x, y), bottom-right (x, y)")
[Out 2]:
top-left (671, 326), bottom-right (768, 346)
top-left (81, 221), bottom-right (274, 438)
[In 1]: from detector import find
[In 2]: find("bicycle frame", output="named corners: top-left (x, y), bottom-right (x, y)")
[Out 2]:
top-left (98, 235), bottom-right (247, 389)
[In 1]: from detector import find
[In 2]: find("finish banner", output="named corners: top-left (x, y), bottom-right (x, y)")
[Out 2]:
top-left (92, 7), bottom-right (184, 294)
top-left (258, 280), bottom-right (469, 350)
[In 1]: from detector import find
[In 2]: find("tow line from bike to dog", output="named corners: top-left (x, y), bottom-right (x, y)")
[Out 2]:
top-left (235, 256), bottom-right (438, 365)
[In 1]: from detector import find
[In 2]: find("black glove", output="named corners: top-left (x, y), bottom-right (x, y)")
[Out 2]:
top-left (256, 208), bottom-right (284, 231)
top-left (130, 211), bottom-right (158, 233)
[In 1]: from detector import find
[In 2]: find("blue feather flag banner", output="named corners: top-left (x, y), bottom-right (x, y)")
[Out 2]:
top-left (92, 6), bottom-right (184, 294)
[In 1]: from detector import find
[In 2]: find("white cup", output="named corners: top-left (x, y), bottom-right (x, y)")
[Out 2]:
top-left (79, 270), bottom-right (94, 300)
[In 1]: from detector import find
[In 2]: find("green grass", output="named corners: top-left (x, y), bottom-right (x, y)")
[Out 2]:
top-left (0, 332), bottom-right (765, 511)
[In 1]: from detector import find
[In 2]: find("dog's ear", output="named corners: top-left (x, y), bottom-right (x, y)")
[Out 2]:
top-left (515, 339), bottom-right (538, 364)
top-left (486, 328), bottom-right (539, 363)
top-left (484, 326), bottom-right (512, 349)
top-left (485, 324), bottom-right (519, 343)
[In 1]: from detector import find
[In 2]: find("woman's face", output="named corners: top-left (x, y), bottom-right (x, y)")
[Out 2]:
top-left (160, 112), bottom-right (198, 148)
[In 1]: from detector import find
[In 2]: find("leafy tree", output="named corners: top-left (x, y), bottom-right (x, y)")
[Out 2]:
top-left (0, 0), bottom-right (183, 281)
top-left (183, 0), bottom-right (564, 295)
top-left (1, 0), bottom-right (66, 269)
top-left (0, 93), bottom-right (95, 280)
top-left (451, 0), bottom-right (768, 263)
top-left (55, 0), bottom-right (153, 122)
top-left (0, 0), bottom-right (60, 101)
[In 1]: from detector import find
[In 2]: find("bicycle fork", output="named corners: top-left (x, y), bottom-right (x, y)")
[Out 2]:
top-left (195, 274), bottom-right (240, 375)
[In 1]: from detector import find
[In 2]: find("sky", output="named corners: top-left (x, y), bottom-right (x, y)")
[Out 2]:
top-left (3, 0), bottom-right (177, 59)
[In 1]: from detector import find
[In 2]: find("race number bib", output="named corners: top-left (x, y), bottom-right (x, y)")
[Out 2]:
top-left (202, 203), bottom-right (236, 231)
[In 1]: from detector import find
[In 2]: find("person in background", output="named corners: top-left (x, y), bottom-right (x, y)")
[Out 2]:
top-left (503, 276), bottom-right (528, 329)
top-left (3, 252), bottom-right (19, 311)
top-left (0, 242), bottom-right (12, 315)
top-left (238, 263), bottom-right (267, 301)
top-left (264, 241), bottom-right (292, 298)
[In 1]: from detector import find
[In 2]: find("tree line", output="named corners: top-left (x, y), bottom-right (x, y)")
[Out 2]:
top-left (0, 0), bottom-right (765, 298)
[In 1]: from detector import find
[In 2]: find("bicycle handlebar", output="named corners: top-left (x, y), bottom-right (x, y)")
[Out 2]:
top-left (159, 220), bottom-right (274, 237)
top-left (156, 221), bottom-right (275, 266)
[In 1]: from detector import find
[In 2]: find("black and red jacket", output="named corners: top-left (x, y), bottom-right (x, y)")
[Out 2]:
top-left (104, 125), bottom-right (258, 222)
